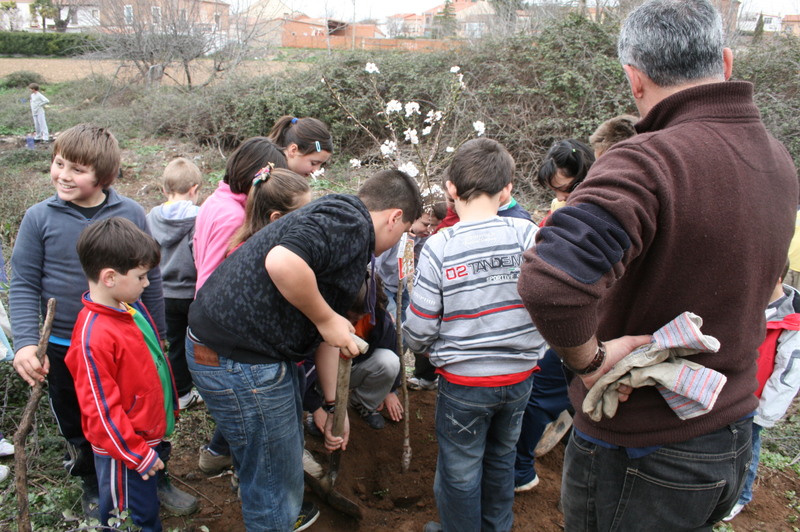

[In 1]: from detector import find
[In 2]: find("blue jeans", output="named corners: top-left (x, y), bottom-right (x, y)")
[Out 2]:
top-left (738, 422), bottom-right (762, 505)
top-left (434, 375), bottom-right (532, 532)
top-left (187, 342), bottom-right (304, 532)
top-left (562, 417), bottom-right (752, 532)
top-left (514, 349), bottom-right (570, 487)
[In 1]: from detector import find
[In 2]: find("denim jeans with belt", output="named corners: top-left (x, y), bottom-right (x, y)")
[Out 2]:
top-left (562, 417), bottom-right (752, 532)
top-left (187, 340), bottom-right (304, 532)
top-left (434, 375), bottom-right (532, 532)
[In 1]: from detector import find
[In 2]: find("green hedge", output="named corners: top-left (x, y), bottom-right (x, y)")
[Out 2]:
top-left (0, 31), bottom-right (92, 57)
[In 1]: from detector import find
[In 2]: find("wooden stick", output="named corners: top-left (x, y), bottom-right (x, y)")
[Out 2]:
top-left (14, 298), bottom-right (56, 532)
top-left (397, 279), bottom-right (412, 472)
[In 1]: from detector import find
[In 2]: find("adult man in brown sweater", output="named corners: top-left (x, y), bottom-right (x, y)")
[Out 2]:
top-left (518, 0), bottom-right (798, 529)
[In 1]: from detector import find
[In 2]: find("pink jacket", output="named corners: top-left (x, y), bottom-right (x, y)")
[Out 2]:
top-left (193, 181), bottom-right (247, 290)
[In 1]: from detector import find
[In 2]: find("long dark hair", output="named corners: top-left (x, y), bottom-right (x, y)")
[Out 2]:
top-left (268, 116), bottom-right (334, 155)
top-left (537, 139), bottom-right (595, 191)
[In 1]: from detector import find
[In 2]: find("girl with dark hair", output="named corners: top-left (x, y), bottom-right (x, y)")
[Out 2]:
top-left (537, 139), bottom-right (595, 206)
top-left (268, 116), bottom-right (333, 177)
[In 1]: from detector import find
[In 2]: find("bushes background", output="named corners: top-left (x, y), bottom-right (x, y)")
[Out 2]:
top-left (0, 31), bottom-right (92, 57)
top-left (0, 14), bottom-right (798, 203)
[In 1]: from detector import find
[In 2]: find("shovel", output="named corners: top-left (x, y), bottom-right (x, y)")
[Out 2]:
top-left (304, 334), bottom-right (368, 519)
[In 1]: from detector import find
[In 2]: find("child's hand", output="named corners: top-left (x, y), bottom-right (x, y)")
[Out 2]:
top-left (317, 314), bottom-right (358, 358)
top-left (141, 458), bottom-right (165, 480)
top-left (379, 392), bottom-right (404, 422)
top-left (324, 410), bottom-right (350, 452)
top-left (13, 345), bottom-right (49, 386)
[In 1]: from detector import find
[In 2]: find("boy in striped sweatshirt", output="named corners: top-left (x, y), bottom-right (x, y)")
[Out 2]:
top-left (403, 138), bottom-right (546, 532)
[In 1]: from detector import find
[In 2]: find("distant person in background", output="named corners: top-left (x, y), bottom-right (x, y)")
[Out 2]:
top-left (28, 83), bottom-right (50, 143)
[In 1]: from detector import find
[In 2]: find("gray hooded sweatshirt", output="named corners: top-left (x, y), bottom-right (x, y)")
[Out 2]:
top-left (147, 200), bottom-right (199, 299)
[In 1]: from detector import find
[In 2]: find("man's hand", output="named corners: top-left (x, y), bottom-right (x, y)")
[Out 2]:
top-left (379, 392), bottom-right (404, 422)
top-left (141, 458), bottom-right (164, 481)
top-left (580, 335), bottom-right (653, 398)
top-left (13, 344), bottom-right (48, 386)
top-left (324, 410), bottom-right (350, 452)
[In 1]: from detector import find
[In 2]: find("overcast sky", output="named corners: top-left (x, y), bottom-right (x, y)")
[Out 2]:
top-left (279, 0), bottom-right (800, 21)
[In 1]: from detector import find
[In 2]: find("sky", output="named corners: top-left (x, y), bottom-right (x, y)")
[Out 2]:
top-left (279, 0), bottom-right (800, 21)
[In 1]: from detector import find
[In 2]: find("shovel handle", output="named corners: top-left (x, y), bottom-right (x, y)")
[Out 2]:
top-left (332, 356), bottom-right (352, 438)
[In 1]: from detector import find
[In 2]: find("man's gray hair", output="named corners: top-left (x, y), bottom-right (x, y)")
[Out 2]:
top-left (618, 0), bottom-right (725, 88)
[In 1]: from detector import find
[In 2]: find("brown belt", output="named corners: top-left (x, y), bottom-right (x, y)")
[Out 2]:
top-left (193, 342), bottom-right (221, 367)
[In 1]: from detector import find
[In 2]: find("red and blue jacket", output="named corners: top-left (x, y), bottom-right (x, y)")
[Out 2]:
top-left (66, 293), bottom-right (178, 476)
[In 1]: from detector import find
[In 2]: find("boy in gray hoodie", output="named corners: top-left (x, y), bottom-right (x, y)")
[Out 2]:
top-left (147, 157), bottom-right (202, 409)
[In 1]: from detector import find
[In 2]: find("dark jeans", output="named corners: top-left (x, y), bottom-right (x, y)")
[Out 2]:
top-left (185, 337), bottom-right (230, 456)
top-left (434, 376), bottom-right (532, 532)
top-left (47, 342), bottom-right (95, 478)
top-left (514, 349), bottom-right (570, 486)
top-left (562, 418), bottom-right (753, 532)
top-left (164, 298), bottom-right (193, 397)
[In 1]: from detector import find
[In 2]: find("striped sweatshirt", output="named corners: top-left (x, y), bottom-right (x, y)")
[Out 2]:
top-left (403, 216), bottom-right (546, 378)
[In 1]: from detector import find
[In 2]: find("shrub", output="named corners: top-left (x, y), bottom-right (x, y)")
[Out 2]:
top-left (0, 70), bottom-right (45, 89)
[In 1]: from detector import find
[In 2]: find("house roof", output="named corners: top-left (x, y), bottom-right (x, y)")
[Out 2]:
top-left (783, 14), bottom-right (800, 22)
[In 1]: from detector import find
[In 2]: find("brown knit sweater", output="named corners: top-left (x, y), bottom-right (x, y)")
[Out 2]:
top-left (519, 81), bottom-right (798, 447)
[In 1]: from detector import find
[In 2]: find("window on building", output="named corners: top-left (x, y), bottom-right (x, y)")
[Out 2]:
top-left (214, 12), bottom-right (221, 31)
top-left (179, 8), bottom-right (187, 21)
top-left (70, 9), bottom-right (78, 24)
top-left (91, 9), bottom-right (99, 21)
top-left (124, 5), bottom-right (133, 25)
top-left (152, 6), bottom-right (161, 25)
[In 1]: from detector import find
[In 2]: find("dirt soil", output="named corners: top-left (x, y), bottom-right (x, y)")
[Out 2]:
top-left (3, 137), bottom-right (798, 531)
top-left (159, 387), bottom-right (800, 532)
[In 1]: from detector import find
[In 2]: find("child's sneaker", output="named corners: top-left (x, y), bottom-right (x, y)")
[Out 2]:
top-left (514, 474), bottom-right (539, 493)
top-left (0, 438), bottom-right (14, 457)
top-left (407, 376), bottom-right (438, 391)
top-left (723, 502), bottom-right (745, 522)
top-left (350, 399), bottom-right (385, 430)
top-left (294, 501), bottom-right (320, 531)
top-left (178, 389), bottom-right (204, 410)
top-left (198, 445), bottom-right (232, 475)
top-left (0, 465), bottom-right (9, 483)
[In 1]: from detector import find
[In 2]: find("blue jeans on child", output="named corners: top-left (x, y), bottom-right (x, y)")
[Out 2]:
top-left (562, 417), bottom-right (752, 531)
top-left (187, 341), bottom-right (304, 532)
top-left (514, 349), bottom-right (570, 487)
top-left (738, 422), bottom-right (763, 506)
top-left (434, 375), bottom-right (532, 532)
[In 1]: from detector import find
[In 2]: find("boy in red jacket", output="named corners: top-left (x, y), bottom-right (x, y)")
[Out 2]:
top-left (66, 217), bottom-right (178, 532)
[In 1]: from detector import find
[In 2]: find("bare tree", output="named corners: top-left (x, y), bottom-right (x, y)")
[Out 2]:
top-left (88, 0), bottom-right (279, 88)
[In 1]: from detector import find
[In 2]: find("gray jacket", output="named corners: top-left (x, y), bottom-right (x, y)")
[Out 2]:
top-left (147, 201), bottom-right (199, 299)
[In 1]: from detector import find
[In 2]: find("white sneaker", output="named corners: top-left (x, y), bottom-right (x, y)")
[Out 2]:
top-left (407, 376), bottom-right (438, 391)
top-left (178, 389), bottom-right (203, 410)
top-left (514, 474), bottom-right (540, 493)
top-left (0, 464), bottom-right (8, 483)
top-left (723, 502), bottom-right (745, 522)
top-left (0, 438), bottom-right (14, 457)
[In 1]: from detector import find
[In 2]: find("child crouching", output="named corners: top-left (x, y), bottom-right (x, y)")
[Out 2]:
top-left (66, 218), bottom-right (177, 532)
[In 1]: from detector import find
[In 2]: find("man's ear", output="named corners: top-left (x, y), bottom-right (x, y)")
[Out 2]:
top-left (99, 268), bottom-right (116, 287)
top-left (622, 65), bottom-right (645, 100)
top-left (722, 47), bottom-right (733, 81)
